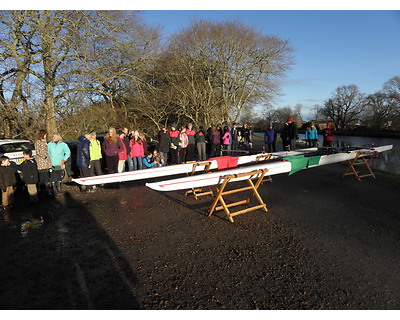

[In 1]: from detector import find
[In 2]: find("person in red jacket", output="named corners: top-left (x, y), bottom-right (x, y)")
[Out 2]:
top-left (117, 131), bottom-right (128, 173)
top-left (169, 124), bottom-right (180, 164)
top-left (130, 131), bottom-right (144, 170)
top-left (323, 123), bottom-right (334, 148)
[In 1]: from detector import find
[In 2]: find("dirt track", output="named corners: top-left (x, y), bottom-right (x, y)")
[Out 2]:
top-left (1, 143), bottom-right (400, 309)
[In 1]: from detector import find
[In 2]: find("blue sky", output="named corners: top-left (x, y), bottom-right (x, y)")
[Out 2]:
top-left (4, 2), bottom-right (400, 119)
top-left (141, 10), bottom-right (400, 119)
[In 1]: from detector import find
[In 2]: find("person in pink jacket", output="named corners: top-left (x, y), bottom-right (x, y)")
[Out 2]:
top-left (221, 126), bottom-right (231, 154)
top-left (117, 131), bottom-right (128, 173)
top-left (130, 131), bottom-right (144, 170)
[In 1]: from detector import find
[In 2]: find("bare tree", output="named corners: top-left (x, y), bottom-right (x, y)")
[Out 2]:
top-left (0, 10), bottom-right (161, 138)
top-left (383, 76), bottom-right (400, 115)
top-left (364, 92), bottom-right (396, 129)
top-left (166, 20), bottom-right (294, 124)
top-left (0, 11), bottom-right (35, 137)
top-left (321, 85), bottom-right (367, 130)
top-left (311, 104), bottom-right (324, 122)
top-left (271, 106), bottom-right (293, 129)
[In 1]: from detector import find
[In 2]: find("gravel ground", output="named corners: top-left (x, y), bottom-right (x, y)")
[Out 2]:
top-left (1, 141), bottom-right (399, 310)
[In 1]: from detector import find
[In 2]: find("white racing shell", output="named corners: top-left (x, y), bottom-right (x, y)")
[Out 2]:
top-left (145, 145), bottom-right (393, 192)
top-left (73, 147), bottom-right (318, 186)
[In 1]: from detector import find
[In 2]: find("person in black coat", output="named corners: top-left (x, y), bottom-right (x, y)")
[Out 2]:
top-left (77, 133), bottom-right (95, 193)
top-left (288, 118), bottom-right (298, 150)
top-left (158, 127), bottom-right (170, 165)
top-left (281, 121), bottom-right (290, 151)
top-left (19, 150), bottom-right (39, 202)
top-left (0, 156), bottom-right (17, 210)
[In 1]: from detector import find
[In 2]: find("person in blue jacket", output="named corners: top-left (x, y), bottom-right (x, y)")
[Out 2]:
top-left (47, 133), bottom-right (71, 195)
top-left (305, 124), bottom-right (319, 147)
top-left (142, 152), bottom-right (156, 168)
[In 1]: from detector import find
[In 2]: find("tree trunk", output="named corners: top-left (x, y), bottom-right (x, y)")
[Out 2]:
top-left (44, 86), bottom-right (57, 134)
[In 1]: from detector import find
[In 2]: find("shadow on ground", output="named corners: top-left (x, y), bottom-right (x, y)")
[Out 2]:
top-left (0, 190), bottom-right (140, 309)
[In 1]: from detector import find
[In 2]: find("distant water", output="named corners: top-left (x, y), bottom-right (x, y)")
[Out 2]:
top-left (256, 132), bottom-right (399, 175)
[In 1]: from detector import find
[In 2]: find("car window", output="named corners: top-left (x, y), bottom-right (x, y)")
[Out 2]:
top-left (0, 142), bottom-right (31, 153)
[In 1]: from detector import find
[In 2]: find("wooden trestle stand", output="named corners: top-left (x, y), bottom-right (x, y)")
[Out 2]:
top-left (341, 150), bottom-right (378, 181)
top-left (208, 168), bottom-right (269, 222)
top-left (185, 161), bottom-right (214, 199)
top-left (255, 154), bottom-right (273, 183)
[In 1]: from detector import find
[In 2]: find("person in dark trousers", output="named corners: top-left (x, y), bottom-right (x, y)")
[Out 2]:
top-left (34, 129), bottom-right (53, 197)
top-left (305, 124), bottom-right (319, 147)
top-left (264, 124), bottom-right (277, 153)
top-left (122, 127), bottom-right (133, 171)
top-left (77, 133), bottom-right (95, 193)
top-left (242, 124), bottom-right (252, 150)
top-left (169, 124), bottom-right (180, 164)
top-left (210, 125), bottom-right (221, 157)
top-left (288, 118), bottom-right (298, 151)
top-left (48, 132), bottom-right (71, 195)
top-left (0, 156), bottom-right (17, 211)
top-left (158, 127), bottom-right (170, 165)
top-left (19, 150), bottom-right (39, 203)
top-left (195, 126), bottom-right (207, 161)
top-left (103, 127), bottom-right (124, 174)
top-left (89, 132), bottom-right (103, 176)
top-left (230, 123), bottom-right (239, 154)
top-left (186, 123), bottom-right (196, 161)
top-left (323, 123), bottom-right (334, 148)
top-left (281, 121), bottom-right (290, 151)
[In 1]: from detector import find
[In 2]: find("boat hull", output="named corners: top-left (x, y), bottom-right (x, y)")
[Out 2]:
top-left (73, 148), bottom-right (318, 185)
top-left (145, 145), bottom-right (393, 192)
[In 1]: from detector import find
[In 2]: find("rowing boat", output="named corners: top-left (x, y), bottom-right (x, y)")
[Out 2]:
top-left (72, 147), bottom-right (318, 186)
top-left (145, 145), bottom-right (393, 192)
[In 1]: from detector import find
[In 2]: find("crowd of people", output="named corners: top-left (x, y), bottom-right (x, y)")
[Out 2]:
top-left (1, 130), bottom-right (71, 212)
top-left (1, 120), bottom-right (335, 211)
top-left (1, 123), bottom-right (254, 210)
top-left (265, 119), bottom-right (334, 152)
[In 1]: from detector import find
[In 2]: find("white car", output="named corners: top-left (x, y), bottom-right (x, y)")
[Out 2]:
top-left (0, 139), bottom-right (35, 165)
